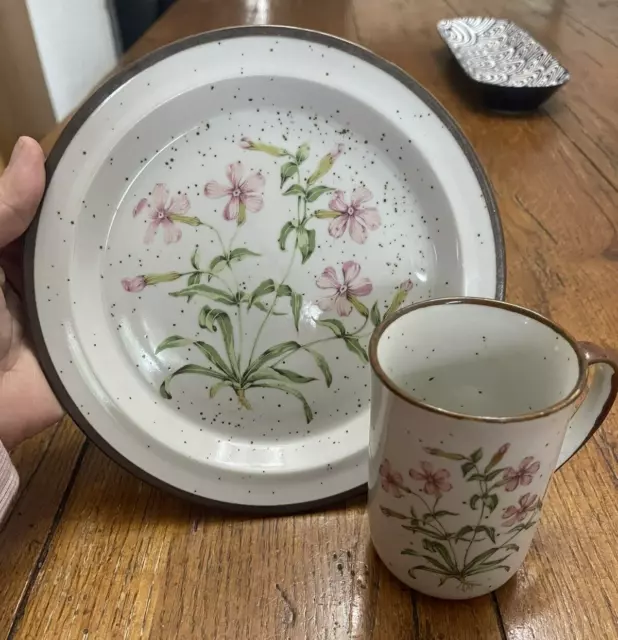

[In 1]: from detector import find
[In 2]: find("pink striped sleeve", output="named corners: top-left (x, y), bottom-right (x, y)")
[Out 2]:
top-left (0, 441), bottom-right (18, 524)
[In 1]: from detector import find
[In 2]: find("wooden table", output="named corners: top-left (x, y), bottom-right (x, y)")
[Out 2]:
top-left (2, 0), bottom-right (618, 637)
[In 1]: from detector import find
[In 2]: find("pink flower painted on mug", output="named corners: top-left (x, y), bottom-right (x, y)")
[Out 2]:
top-left (327, 187), bottom-right (381, 244)
top-left (409, 461), bottom-right (453, 495)
top-left (502, 493), bottom-right (538, 527)
top-left (121, 276), bottom-right (146, 292)
top-left (502, 456), bottom-right (540, 491)
top-left (204, 161), bottom-right (265, 222)
top-left (379, 459), bottom-right (406, 498)
top-left (316, 261), bottom-right (373, 317)
top-left (133, 183), bottom-right (189, 244)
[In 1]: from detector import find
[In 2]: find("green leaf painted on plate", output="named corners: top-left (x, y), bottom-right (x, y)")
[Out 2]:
top-left (155, 335), bottom-right (194, 354)
top-left (245, 341), bottom-right (301, 377)
top-left (278, 221), bottom-right (295, 251)
top-left (167, 214), bottom-right (201, 226)
top-left (291, 292), bottom-right (302, 331)
top-left (160, 364), bottom-right (227, 399)
top-left (276, 284), bottom-right (293, 297)
top-left (271, 367), bottom-right (317, 384)
top-left (253, 300), bottom-right (286, 316)
top-left (198, 305), bottom-right (226, 332)
top-left (370, 301), bottom-right (381, 327)
top-left (247, 279), bottom-right (276, 308)
top-left (313, 210), bottom-right (340, 219)
top-left (297, 227), bottom-right (316, 263)
top-left (237, 202), bottom-right (247, 226)
top-left (304, 347), bottom-right (332, 387)
top-left (343, 336), bottom-right (368, 364)
top-left (295, 142), bottom-right (310, 165)
top-left (317, 318), bottom-right (346, 337)
top-left (186, 272), bottom-right (201, 302)
top-left (193, 341), bottom-right (235, 378)
top-left (209, 380), bottom-right (234, 399)
top-left (349, 295), bottom-right (369, 318)
top-left (247, 381), bottom-right (313, 423)
top-left (280, 161), bottom-right (298, 188)
top-left (306, 185), bottom-right (334, 202)
top-left (169, 284), bottom-right (236, 306)
top-left (228, 247), bottom-right (261, 263)
top-left (245, 367), bottom-right (316, 385)
top-left (283, 184), bottom-right (305, 197)
top-left (190, 246), bottom-right (200, 270)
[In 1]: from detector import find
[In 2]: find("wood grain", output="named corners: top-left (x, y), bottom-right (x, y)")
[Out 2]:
top-left (0, 419), bottom-right (84, 635)
top-left (3, 0), bottom-right (618, 638)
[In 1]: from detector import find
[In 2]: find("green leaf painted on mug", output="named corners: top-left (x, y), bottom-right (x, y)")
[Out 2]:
top-left (424, 447), bottom-right (467, 461)
top-left (482, 494), bottom-right (499, 513)
top-left (461, 461), bottom-right (475, 477)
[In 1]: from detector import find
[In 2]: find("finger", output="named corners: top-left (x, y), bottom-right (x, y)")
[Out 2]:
top-left (0, 137), bottom-right (45, 249)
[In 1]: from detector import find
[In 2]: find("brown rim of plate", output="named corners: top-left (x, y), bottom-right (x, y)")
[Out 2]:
top-left (368, 297), bottom-right (588, 423)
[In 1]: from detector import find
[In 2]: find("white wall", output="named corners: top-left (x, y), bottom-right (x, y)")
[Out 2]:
top-left (25, 0), bottom-right (119, 121)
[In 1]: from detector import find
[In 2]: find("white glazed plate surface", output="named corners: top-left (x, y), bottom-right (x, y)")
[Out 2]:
top-left (27, 27), bottom-right (504, 510)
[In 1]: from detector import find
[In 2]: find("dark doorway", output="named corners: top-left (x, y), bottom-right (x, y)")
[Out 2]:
top-left (112, 0), bottom-right (177, 51)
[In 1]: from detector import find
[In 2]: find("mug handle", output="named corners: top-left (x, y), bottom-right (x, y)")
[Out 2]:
top-left (556, 342), bottom-right (618, 468)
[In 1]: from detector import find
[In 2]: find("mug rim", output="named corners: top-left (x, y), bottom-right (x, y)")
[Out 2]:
top-left (368, 297), bottom-right (588, 423)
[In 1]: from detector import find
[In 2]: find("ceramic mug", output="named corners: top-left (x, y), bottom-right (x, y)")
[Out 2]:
top-left (367, 298), bottom-right (618, 599)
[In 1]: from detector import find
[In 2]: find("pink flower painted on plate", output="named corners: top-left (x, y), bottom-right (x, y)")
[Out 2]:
top-left (327, 187), bottom-right (381, 244)
top-left (133, 183), bottom-right (189, 244)
top-left (204, 161), bottom-right (265, 222)
top-left (502, 493), bottom-right (538, 527)
top-left (502, 456), bottom-right (540, 492)
top-left (121, 276), bottom-right (146, 292)
top-left (399, 279), bottom-right (413, 292)
top-left (379, 459), bottom-right (406, 498)
top-left (316, 261), bottom-right (373, 317)
top-left (409, 461), bottom-right (453, 495)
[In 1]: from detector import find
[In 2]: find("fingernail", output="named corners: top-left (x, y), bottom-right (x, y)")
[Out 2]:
top-left (8, 137), bottom-right (27, 168)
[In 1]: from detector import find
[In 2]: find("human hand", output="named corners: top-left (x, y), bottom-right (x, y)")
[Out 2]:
top-left (0, 137), bottom-right (63, 450)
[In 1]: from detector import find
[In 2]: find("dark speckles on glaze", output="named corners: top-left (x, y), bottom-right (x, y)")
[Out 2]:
top-left (32, 29), bottom-right (502, 506)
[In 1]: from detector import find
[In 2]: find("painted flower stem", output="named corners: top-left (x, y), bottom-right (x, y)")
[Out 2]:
top-left (246, 241), bottom-right (298, 368)
top-left (131, 141), bottom-right (399, 421)
top-left (413, 490), bottom-right (459, 563)
top-left (381, 446), bottom-right (542, 590)
top-left (462, 462), bottom-right (488, 568)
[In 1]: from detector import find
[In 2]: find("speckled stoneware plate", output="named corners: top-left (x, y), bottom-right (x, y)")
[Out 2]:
top-left (26, 26), bottom-right (505, 511)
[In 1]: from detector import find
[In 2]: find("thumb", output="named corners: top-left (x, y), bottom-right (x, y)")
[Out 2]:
top-left (0, 137), bottom-right (45, 249)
